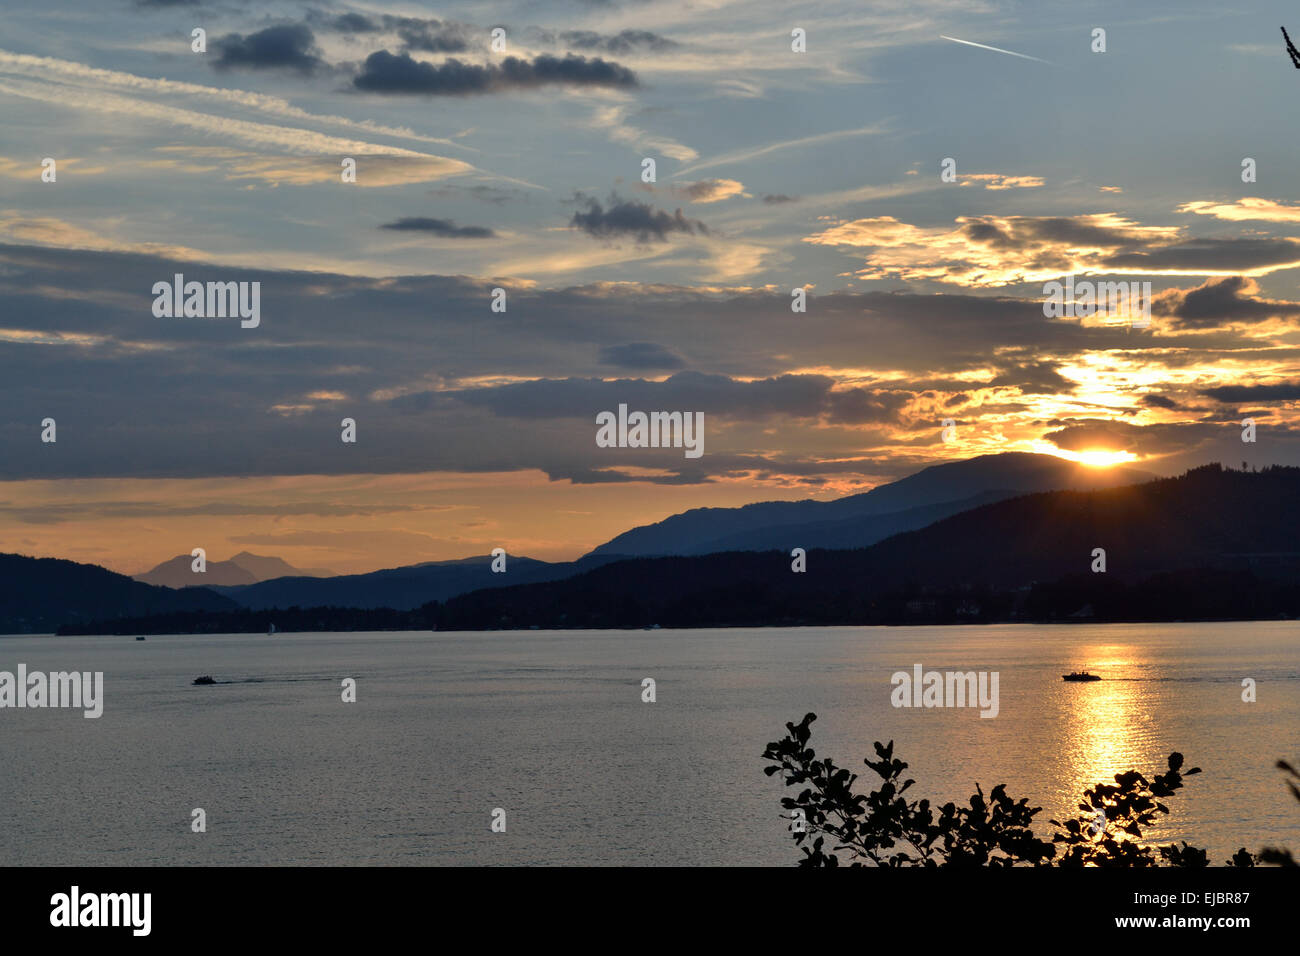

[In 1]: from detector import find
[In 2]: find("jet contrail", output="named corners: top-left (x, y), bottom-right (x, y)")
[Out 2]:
top-left (940, 35), bottom-right (1050, 64)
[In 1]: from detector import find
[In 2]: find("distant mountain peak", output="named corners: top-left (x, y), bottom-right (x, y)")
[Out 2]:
top-left (133, 551), bottom-right (333, 588)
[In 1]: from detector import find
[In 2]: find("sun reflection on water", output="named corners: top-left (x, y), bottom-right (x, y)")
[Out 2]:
top-left (1056, 646), bottom-right (1159, 828)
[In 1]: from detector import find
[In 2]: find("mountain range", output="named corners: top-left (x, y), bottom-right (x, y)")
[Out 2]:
top-left (206, 553), bottom-right (621, 611)
top-left (134, 550), bottom-right (335, 588)
top-left (432, 463), bottom-right (1300, 630)
top-left (588, 452), bottom-right (1151, 556)
top-left (9, 452), bottom-right (1286, 634)
top-left (158, 453), bottom-right (1152, 610)
top-left (0, 553), bottom-right (235, 634)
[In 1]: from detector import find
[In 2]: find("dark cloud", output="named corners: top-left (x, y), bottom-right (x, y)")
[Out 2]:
top-left (352, 50), bottom-right (636, 94)
top-left (1102, 238), bottom-right (1300, 274)
top-left (1008, 218), bottom-right (1150, 249)
top-left (1042, 421), bottom-right (1139, 453)
top-left (988, 361), bottom-right (1073, 394)
top-left (557, 29), bottom-right (678, 53)
top-left (822, 387), bottom-right (911, 425)
top-left (872, 216), bottom-right (1300, 288)
top-left (1042, 419), bottom-right (1219, 458)
top-left (599, 343), bottom-right (686, 370)
top-left (1201, 383), bottom-right (1300, 403)
top-left (319, 12), bottom-right (381, 33)
top-left (1156, 276), bottom-right (1300, 329)
top-left (379, 217), bottom-right (497, 239)
top-left (570, 194), bottom-right (708, 242)
top-left (310, 12), bottom-right (474, 52)
top-left (213, 24), bottom-right (324, 74)
top-left (6, 244), bottom-right (1298, 486)
top-left (957, 216), bottom-right (1160, 258)
top-left (391, 18), bottom-right (471, 53)
top-left (1142, 394), bottom-right (1179, 409)
top-left (393, 372), bottom-right (909, 429)
top-left (762, 194), bottom-right (799, 204)
top-left (402, 372), bottom-right (836, 421)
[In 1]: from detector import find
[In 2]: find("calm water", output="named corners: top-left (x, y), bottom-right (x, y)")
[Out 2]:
top-left (1, 623), bottom-right (1296, 866)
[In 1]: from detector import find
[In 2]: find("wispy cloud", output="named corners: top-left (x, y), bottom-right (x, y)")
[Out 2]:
top-left (0, 48), bottom-right (469, 149)
top-left (0, 78), bottom-right (475, 177)
top-left (677, 124), bottom-right (887, 176)
top-left (589, 103), bottom-right (698, 162)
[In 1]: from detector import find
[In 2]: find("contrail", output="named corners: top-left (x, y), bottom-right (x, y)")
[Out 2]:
top-left (940, 35), bottom-right (1050, 64)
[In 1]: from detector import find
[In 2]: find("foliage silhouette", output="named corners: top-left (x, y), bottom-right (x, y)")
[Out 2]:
top-left (761, 712), bottom-right (1292, 868)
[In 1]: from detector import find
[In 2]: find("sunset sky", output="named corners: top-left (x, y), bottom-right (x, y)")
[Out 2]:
top-left (3, 0), bottom-right (1300, 575)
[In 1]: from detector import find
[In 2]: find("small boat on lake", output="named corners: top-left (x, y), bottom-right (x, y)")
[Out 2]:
top-left (267, 623), bottom-right (276, 635)
top-left (192, 675), bottom-right (216, 685)
top-left (1062, 671), bottom-right (1102, 682)
top-left (135, 635), bottom-right (146, 641)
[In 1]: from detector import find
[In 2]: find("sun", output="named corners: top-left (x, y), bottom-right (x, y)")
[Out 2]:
top-left (1030, 440), bottom-right (1139, 468)
top-left (1065, 448), bottom-right (1138, 468)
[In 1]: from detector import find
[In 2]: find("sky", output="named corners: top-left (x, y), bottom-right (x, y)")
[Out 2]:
top-left (3, 0), bottom-right (1300, 575)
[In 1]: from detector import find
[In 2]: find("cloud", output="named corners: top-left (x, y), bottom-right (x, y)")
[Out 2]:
top-left (1155, 276), bottom-right (1300, 328)
top-left (1201, 383), bottom-right (1300, 403)
top-left (664, 179), bottom-right (744, 203)
top-left (1043, 420), bottom-right (1147, 452)
top-left (321, 12), bottom-right (382, 34)
top-left (0, 213), bottom-right (210, 259)
top-left (1142, 394), bottom-right (1179, 409)
top-left (598, 342), bottom-right (686, 369)
top-left (380, 217), bottom-right (497, 239)
top-left (0, 48), bottom-right (464, 148)
top-left (762, 194), bottom-right (799, 204)
top-left (805, 213), bottom-right (1300, 287)
top-left (429, 184), bottom-right (526, 204)
top-left (1177, 198), bottom-right (1300, 223)
top-left (587, 104), bottom-right (697, 162)
top-left (400, 371), bottom-right (905, 426)
top-left (1102, 238), bottom-right (1300, 275)
top-left (213, 25), bottom-right (325, 75)
top-left (9, 243), bottom-right (1300, 488)
top-left (570, 194), bottom-right (708, 242)
top-left (391, 18), bottom-right (473, 53)
top-left (960, 173), bottom-right (1045, 190)
top-left (822, 386), bottom-right (912, 424)
top-left (0, 79), bottom-right (475, 178)
top-left (352, 51), bottom-right (637, 95)
top-left (555, 29), bottom-right (678, 54)
top-left (145, 146), bottom-right (471, 187)
top-left (311, 12), bottom-right (473, 52)
top-left (987, 360), bottom-right (1073, 393)
top-left (0, 156), bottom-right (106, 179)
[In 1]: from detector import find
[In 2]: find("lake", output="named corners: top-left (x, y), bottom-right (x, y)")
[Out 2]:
top-left (1, 623), bottom-right (1296, 865)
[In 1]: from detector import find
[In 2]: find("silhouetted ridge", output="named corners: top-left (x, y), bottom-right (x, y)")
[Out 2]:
top-left (54, 465), bottom-right (1300, 633)
top-left (1, 553), bottom-right (235, 633)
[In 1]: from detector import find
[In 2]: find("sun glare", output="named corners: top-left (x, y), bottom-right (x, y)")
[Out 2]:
top-left (1070, 448), bottom-right (1138, 468)
top-left (1036, 446), bottom-right (1139, 468)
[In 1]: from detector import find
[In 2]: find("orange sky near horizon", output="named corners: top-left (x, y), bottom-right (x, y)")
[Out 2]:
top-left (0, 440), bottom-right (1197, 577)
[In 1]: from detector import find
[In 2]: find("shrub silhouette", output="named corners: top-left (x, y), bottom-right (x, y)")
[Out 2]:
top-left (1050, 751), bottom-right (1202, 868)
top-left (762, 713), bottom-right (1292, 867)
